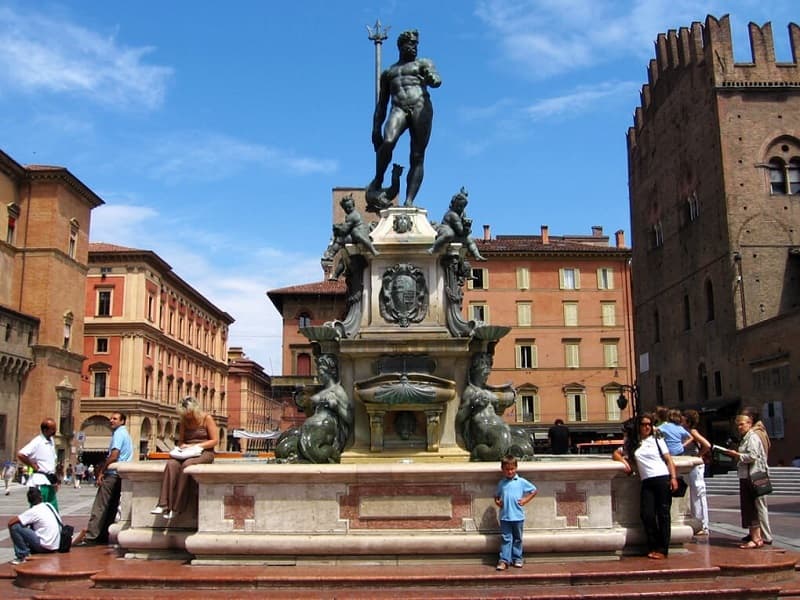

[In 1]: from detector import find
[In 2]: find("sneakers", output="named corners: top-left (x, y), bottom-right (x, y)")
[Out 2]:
top-left (163, 510), bottom-right (174, 520)
top-left (10, 557), bottom-right (27, 565)
top-left (512, 560), bottom-right (524, 568)
top-left (496, 561), bottom-right (508, 571)
top-left (150, 506), bottom-right (166, 515)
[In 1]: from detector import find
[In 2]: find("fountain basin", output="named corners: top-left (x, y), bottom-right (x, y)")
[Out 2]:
top-left (115, 456), bottom-right (701, 564)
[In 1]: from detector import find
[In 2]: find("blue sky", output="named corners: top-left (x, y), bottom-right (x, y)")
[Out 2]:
top-left (1, 1), bottom-right (797, 373)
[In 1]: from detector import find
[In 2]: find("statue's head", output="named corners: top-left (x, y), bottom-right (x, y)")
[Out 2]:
top-left (470, 352), bottom-right (492, 382)
top-left (397, 29), bottom-right (419, 55)
top-left (339, 194), bottom-right (354, 211)
top-left (449, 187), bottom-right (469, 210)
top-left (316, 353), bottom-right (339, 382)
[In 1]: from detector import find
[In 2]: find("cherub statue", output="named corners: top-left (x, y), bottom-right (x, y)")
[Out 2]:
top-left (429, 187), bottom-right (486, 260)
top-left (323, 194), bottom-right (379, 263)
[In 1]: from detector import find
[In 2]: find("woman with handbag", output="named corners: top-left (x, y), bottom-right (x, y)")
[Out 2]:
top-left (719, 413), bottom-right (769, 549)
top-left (151, 397), bottom-right (218, 520)
top-left (613, 413), bottom-right (679, 559)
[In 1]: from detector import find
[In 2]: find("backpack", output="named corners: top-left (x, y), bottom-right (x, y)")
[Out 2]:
top-left (45, 503), bottom-right (73, 553)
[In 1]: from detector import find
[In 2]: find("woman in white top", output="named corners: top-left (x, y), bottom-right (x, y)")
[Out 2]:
top-left (613, 413), bottom-right (679, 559)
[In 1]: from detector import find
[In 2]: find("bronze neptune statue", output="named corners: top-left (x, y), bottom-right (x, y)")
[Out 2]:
top-left (367, 29), bottom-right (441, 210)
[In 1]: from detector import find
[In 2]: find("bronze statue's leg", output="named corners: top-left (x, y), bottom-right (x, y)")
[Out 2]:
top-left (372, 111), bottom-right (407, 190)
top-left (405, 104), bottom-right (433, 206)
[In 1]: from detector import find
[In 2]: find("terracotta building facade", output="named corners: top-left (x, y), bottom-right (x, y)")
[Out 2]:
top-left (80, 243), bottom-right (234, 463)
top-left (627, 15), bottom-right (800, 463)
top-left (467, 226), bottom-right (634, 448)
top-left (0, 149), bottom-right (103, 465)
top-left (226, 347), bottom-right (282, 452)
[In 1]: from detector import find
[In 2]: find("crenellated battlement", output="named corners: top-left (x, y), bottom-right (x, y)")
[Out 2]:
top-left (628, 14), bottom-right (800, 149)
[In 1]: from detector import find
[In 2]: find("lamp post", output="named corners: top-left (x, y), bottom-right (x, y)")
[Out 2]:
top-left (616, 383), bottom-right (639, 420)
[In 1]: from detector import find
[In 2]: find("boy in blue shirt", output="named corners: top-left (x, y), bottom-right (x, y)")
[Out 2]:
top-left (494, 454), bottom-right (537, 570)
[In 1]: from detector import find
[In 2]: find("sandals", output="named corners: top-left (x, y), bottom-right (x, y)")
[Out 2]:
top-left (739, 540), bottom-right (764, 549)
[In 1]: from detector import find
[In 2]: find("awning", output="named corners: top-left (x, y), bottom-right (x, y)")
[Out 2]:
top-left (232, 429), bottom-right (281, 440)
top-left (81, 436), bottom-right (110, 451)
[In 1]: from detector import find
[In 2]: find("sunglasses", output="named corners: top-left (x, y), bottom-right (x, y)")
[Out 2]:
top-left (640, 422), bottom-right (652, 426)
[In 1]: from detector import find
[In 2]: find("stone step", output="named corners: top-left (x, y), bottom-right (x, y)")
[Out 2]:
top-left (9, 542), bottom-right (800, 599)
top-left (706, 467), bottom-right (800, 496)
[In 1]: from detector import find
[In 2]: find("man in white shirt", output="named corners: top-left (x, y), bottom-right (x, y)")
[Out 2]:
top-left (7, 487), bottom-right (60, 564)
top-left (17, 418), bottom-right (59, 511)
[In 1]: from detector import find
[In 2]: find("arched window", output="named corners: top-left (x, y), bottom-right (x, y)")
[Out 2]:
top-left (790, 159), bottom-right (800, 194)
top-left (298, 313), bottom-right (312, 328)
top-left (764, 137), bottom-right (800, 195)
top-left (769, 158), bottom-right (786, 194)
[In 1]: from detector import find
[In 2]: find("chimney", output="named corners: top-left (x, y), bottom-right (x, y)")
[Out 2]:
top-left (592, 225), bottom-right (603, 237)
top-left (541, 225), bottom-right (549, 245)
top-left (615, 229), bottom-right (626, 248)
top-left (483, 224), bottom-right (491, 241)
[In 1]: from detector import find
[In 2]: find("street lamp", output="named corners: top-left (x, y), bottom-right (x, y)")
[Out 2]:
top-left (616, 383), bottom-right (639, 419)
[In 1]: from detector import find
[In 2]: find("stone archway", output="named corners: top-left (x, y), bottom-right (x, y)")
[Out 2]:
top-left (139, 417), bottom-right (153, 459)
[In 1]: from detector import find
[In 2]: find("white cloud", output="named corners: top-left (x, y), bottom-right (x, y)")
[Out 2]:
top-left (90, 204), bottom-right (159, 245)
top-left (137, 131), bottom-right (337, 183)
top-left (474, 0), bottom-right (719, 77)
top-left (525, 81), bottom-right (639, 120)
top-left (0, 5), bottom-right (172, 110)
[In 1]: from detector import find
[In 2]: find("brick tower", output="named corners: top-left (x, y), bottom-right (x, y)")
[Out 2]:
top-left (627, 15), bottom-right (800, 462)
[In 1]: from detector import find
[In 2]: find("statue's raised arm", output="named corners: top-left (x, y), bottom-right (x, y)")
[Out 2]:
top-left (367, 29), bottom-right (441, 211)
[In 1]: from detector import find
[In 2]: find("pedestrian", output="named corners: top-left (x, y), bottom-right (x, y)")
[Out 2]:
top-left (739, 406), bottom-right (773, 545)
top-left (682, 409), bottom-right (711, 536)
top-left (719, 412), bottom-right (770, 549)
top-left (76, 412), bottom-right (133, 546)
top-left (657, 409), bottom-right (691, 457)
top-left (73, 462), bottom-right (84, 489)
top-left (548, 419), bottom-right (571, 454)
top-left (17, 418), bottom-right (59, 511)
top-left (494, 454), bottom-right (537, 571)
top-left (6, 487), bottom-right (61, 565)
top-left (2, 460), bottom-right (15, 495)
top-left (613, 413), bottom-right (680, 559)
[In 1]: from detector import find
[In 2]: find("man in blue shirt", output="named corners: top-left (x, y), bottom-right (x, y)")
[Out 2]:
top-left (78, 412), bottom-right (133, 546)
top-left (657, 409), bottom-right (691, 456)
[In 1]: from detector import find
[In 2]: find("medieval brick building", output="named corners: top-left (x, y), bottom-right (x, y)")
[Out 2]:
top-left (627, 15), bottom-right (800, 463)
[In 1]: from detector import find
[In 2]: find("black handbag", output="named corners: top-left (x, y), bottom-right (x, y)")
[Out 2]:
top-left (671, 476), bottom-right (688, 498)
top-left (45, 503), bottom-right (73, 552)
top-left (750, 470), bottom-right (773, 497)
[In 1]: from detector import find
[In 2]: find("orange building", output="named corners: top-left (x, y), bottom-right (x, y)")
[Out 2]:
top-left (226, 347), bottom-right (282, 452)
top-left (468, 226), bottom-right (634, 449)
top-left (80, 243), bottom-right (234, 462)
top-left (0, 149), bottom-right (103, 465)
